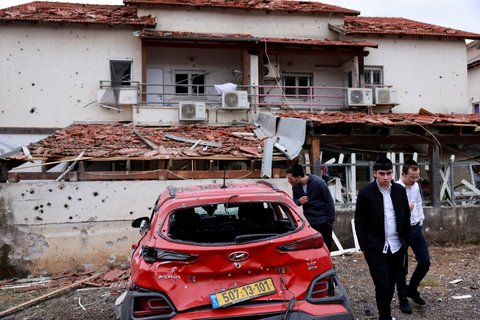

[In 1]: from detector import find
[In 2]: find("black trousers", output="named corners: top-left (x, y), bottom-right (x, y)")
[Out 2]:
top-left (311, 222), bottom-right (333, 251)
top-left (364, 246), bottom-right (406, 320)
top-left (397, 224), bottom-right (431, 298)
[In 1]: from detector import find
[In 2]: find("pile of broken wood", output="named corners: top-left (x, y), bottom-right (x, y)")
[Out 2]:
top-left (0, 269), bottom-right (127, 317)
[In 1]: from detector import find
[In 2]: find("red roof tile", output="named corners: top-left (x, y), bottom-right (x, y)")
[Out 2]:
top-left (137, 29), bottom-right (378, 48)
top-left (341, 17), bottom-right (480, 40)
top-left (11, 111), bottom-right (480, 162)
top-left (0, 1), bottom-right (156, 26)
top-left (124, 0), bottom-right (359, 15)
top-left (259, 37), bottom-right (377, 48)
top-left (17, 124), bottom-right (266, 160)
top-left (275, 111), bottom-right (480, 126)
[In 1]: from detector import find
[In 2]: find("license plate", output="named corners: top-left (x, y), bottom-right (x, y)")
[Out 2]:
top-left (210, 278), bottom-right (276, 309)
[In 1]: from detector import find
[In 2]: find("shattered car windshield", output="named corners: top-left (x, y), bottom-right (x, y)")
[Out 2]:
top-left (167, 202), bottom-right (297, 244)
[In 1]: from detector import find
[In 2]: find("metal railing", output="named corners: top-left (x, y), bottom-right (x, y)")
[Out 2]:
top-left (96, 81), bottom-right (398, 111)
top-left (133, 83), bottom-right (351, 110)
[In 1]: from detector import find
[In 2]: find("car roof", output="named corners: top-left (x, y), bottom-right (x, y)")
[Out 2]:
top-left (163, 181), bottom-right (281, 200)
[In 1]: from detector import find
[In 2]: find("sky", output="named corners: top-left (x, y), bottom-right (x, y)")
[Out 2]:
top-left (1, 0), bottom-right (479, 35)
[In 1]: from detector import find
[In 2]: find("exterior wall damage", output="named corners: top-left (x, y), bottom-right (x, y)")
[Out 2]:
top-left (0, 178), bottom-right (292, 276)
top-left (1, 179), bottom-right (478, 277)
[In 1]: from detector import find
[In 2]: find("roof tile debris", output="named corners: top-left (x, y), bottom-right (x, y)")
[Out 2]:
top-left (137, 29), bottom-right (378, 47)
top-left (10, 110), bottom-right (480, 162)
top-left (124, 0), bottom-right (360, 15)
top-left (0, 1), bottom-right (156, 26)
top-left (274, 111), bottom-right (480, 126)
top-left (13, 124), bottom-right (265, 161)
top-left (341, 17), bottom-right (480, 40)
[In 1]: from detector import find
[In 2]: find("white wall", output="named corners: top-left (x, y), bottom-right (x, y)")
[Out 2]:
top-left (147, 46), bottom-right (242, 101)
top-left (0, 24), bottom-right (142, 128)
top-left (469, 67), bottom-right (480, 107)
top-left (467, 42), bottom-right (480, 107)
top-left (140, 7), bottom-right (343, 39)
top-left (0, 179), bottom-right (292, 275)
top-left (350, 36), bottom-right (470, 113)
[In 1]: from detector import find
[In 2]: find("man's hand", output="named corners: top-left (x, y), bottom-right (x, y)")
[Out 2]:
top-left (409, 202), bottom-right (414, 211)
top-left (299, 196), bottom-right (309, 205)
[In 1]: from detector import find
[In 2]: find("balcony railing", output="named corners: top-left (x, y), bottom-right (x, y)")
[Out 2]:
top-left (136, 83), bottom-right (353, 111)
top-left (98, 81), bottom-right (395, 111)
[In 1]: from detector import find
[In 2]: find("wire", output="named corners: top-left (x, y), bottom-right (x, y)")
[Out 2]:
top-left (381, 122), bottom-right (480, 163)
top-left (82, 100), bottom-right (98, 108)
top-left (263, 41), bottom-right (298, 113)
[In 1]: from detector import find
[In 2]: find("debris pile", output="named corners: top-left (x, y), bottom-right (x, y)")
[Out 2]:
top-left (0, 269), bottom-right (128, 317)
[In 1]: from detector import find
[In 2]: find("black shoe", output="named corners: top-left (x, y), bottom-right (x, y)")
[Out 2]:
top-left (399, 297), bottom-right (413, 314)
top-left (407, 290), bottom-right (426, 305)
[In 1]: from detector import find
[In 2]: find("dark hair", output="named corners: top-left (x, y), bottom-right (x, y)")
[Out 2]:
top-left (286, 164), bottom-right (305, 178)
top-left (373, 157), bottom-right (393, 171)
top-left (402, 159), bottom-right (419, 174)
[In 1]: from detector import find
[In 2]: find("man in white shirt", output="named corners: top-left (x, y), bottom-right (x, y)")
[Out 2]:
top-left (396, 160), bottom-right (431, 314)
top-left (355, 158), bottom-right (411, 320)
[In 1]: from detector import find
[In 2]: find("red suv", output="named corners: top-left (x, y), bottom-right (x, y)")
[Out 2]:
top-left (115, 181), bottom-right (353, 319)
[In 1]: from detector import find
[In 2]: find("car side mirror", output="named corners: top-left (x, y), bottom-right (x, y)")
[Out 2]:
top-left (132, 217), bottom-right (150, 236)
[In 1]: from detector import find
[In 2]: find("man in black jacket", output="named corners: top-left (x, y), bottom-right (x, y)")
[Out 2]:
top-left (355, 158), bottom-right (410, 320)
top-left (287, 164), bottom-right (335, 250)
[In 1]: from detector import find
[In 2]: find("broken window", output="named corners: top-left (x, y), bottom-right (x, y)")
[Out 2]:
top-left (167, 202), bottom-right (297, 244)
top-left (364, 66), bottom-right (383, 87)
top-left (282, 73), bottom-right (313, 98)
top-left (175, 71), bottom-right (205, 96)
top-left (110, 60), bottom-right (132, 86)
top-left (473, 102), bottom-right (480, 114)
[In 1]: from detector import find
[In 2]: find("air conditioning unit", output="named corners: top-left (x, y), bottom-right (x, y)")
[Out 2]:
top-left (347, 88), bottom-right (373, 107)
top-left (178, 101), bottom-right (207, 121)
top-left (97, 88), bottom-right (138, 106)
top-left (374, 87), bottom-right (399, 105)
top-left (222, 90), bottom-right (250, 109)
top-left (263, 58), bottom-right (280, 79)
top-left (118, 88), bottom-right (138, 105)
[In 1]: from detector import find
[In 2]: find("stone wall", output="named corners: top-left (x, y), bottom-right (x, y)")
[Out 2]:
top-left (333, 206), bottom-right (480, 250)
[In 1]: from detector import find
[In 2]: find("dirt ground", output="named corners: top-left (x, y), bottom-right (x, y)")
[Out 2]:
top-left (333, 245), bottom-right (479, 320)
top-left (0, 245), bottom-right (478, 320)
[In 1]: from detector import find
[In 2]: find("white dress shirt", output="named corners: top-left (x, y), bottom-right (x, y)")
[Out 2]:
top-left (397, 179), bottom-right (424, 226)
top-left (377, 182), bottom-right (402, 254)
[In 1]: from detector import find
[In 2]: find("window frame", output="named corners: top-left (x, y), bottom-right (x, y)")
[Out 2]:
top-left (174, 70), bottom-right (206, 96)
top-left (109, 59), bottom-right (133, 87)
top-left (281, 72), bottom-right (313, 99)
top-left (364, 66), bottom-right (384, 87)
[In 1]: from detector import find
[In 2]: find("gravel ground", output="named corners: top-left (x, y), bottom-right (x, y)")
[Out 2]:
top-left (0, 245), bottom-right (478, 319)
top-left (334, 245), bottom-right (479, 320)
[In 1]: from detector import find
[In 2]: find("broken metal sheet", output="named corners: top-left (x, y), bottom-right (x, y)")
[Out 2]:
top-left (261, 137), bottom-right (276, 178)
top-left (164, 133), bottom-right (222, 148)
top-left (275, 117), bottom-right (306, 160)
top-left (0, 146), bottom-right (22, 159)
top-left (254, 113), bottom-right (277, 139)
top-left (0, 136), bottom-right (23, 159)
